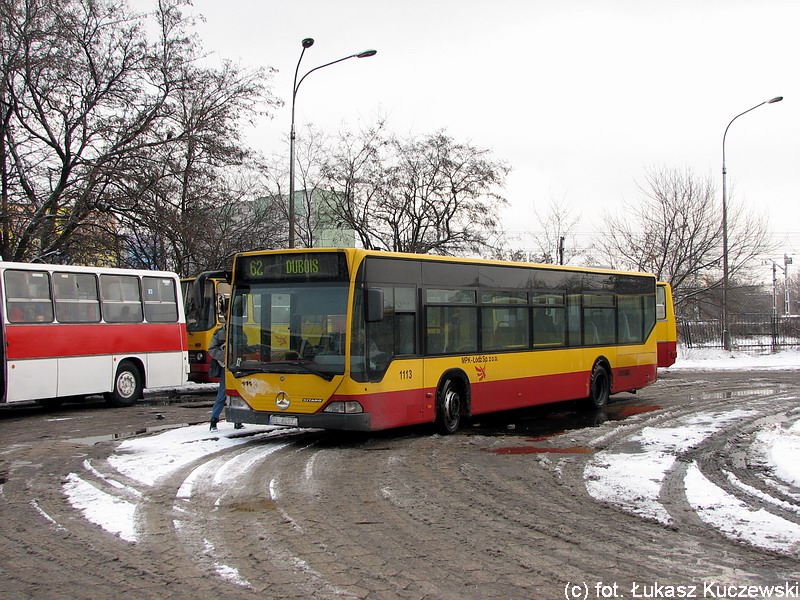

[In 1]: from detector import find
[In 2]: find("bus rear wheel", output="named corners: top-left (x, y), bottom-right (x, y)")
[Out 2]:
top-left (105, 361), bottom-right (143, 407)
top-left (436, 378), bottom-right (464, 435)
top-left (588, 363), bottom-right (611, 409)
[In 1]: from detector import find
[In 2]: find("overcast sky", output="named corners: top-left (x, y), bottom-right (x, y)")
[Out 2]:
top-left (188, 0), bottom-right (800, 275)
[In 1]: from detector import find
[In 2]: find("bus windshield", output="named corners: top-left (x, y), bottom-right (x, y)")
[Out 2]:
top-left (228, 282), bottom-right (349, 379)
top-left (182, 279), bottom-right (214, 332)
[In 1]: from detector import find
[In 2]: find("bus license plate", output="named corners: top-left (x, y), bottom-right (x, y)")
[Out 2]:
top-left (270, 415), bottom-right (298, 427)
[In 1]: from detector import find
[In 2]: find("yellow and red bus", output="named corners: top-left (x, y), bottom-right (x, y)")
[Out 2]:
top-left (182, 271), bottom-right (231, 383)
top-left (656, 282), bottom-right (677, 368)
top-left (1, 262), bottom-right (188, 407)
top-left (223, 248), bottom-right (665, 434)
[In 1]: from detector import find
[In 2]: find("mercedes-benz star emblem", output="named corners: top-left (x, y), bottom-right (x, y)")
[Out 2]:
top-left (276, 392), bottom-right (290, 410)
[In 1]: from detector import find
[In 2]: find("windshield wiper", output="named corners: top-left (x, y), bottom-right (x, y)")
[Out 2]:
top-left (232, 361), bottom-right (335, 381)
top-left (284, 361), bottom-right (334, 381)
top-left (232, 364), bottom-right (273, 378)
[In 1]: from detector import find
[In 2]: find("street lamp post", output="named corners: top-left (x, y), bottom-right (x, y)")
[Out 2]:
top-left (288, 39), bottom-right (377, 249)
top-left (720, 95), bottom-right (783, 350)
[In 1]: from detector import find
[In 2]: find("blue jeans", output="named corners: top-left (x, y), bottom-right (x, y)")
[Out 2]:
top-left (211, 378), bottom-right (226, 421)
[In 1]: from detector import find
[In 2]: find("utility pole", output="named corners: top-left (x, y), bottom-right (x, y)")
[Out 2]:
top-left (785, 254), bottom-right (793, 315)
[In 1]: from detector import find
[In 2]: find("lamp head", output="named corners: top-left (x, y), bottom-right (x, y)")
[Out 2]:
top-left (302, 38), bottom-right (315, 49)
top-left (768, 96), bottom-right (783, 104)
top-left (356, 49), bottom-right (377, 58)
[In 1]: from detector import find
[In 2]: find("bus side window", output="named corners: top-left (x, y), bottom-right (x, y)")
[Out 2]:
top-left (618, 295), bottom-right (644, 343)
top-left (54, 272), bottom-right (100, 323)
top-left (656, 285), bottom-right (667, 320)
top-left (101, 275), bottom-right (143, 323)
top-left (533, 307), bottom-right (565, 347)
top-left (566, 294), bottom-right (581, 346)
top-left (143, 277), bottom-right (178, 323)
top-left (426, 305), bottom-right (477, 354)
top-left (394, 286), bottom-right (416, 356)
top-left (365, 286), bottom-right (392, 367)
top-left (4, 270), bottom-right (53, 323)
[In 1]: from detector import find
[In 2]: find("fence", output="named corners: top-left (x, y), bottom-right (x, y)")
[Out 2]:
top-left (679, 315), bottom-right (800, 352)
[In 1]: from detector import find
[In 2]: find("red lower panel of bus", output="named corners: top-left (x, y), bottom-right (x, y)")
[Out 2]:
top-left (5, 323), bottom-right (188, 360)
top-left (331, 363), bottom-right (657, 432)
top-left (189, 363), bottom-right (219, 384)
top-left (657, 341), bottom-right (677, 368)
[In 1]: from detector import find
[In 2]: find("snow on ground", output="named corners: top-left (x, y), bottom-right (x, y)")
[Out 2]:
top-left (107, 421), bottom-right (280, 487)
top-left (62, 348), bottom-right (800, 559)
top-left (758, 420), bottom-right (800, 489)
top-left (584, 346), bottom-right (800, 555)
top-left (670, 346), bottom-right (800, 371)
top-left (585, 409), bottom-right (758, 525)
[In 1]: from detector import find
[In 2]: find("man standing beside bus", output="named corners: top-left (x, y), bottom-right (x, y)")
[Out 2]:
top-left (208, 322), bottom-right (227, 431)
top-left (208, 297), bottom-right (242, 431)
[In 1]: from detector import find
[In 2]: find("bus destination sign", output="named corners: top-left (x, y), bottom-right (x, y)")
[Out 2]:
top-left (238, 252), bottom-right (348, 283)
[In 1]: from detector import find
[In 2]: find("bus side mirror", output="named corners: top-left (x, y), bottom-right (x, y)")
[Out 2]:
top-left (217, 295), bottom-right (230, 323)
top-left (365, 288), bottom-right (384, 322)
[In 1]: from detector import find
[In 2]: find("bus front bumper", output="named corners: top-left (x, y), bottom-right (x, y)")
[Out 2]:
top-left (225, 406), bottom-right (371, 432)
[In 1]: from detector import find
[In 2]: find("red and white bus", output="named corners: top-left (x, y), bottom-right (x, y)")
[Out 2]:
top-left (1, 262), bottom-right (189, 407)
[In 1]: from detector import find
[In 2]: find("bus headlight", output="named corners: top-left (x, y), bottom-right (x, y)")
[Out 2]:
top-left (229, 396), bottom-right (250, 409)
top-left (323, 401), bottom-right (364, 414)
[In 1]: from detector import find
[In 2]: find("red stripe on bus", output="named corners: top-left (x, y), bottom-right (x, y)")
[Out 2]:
top-left (330, 363), bottom-right (657, 432)
top-left (5, 323), bottom-right (188, 360)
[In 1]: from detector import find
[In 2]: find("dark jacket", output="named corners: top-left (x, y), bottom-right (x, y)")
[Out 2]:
top-left (208, 325), bottom-right (226, 378)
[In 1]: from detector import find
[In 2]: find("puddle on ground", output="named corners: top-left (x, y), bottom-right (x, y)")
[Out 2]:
top-left (692, 387), bottom-right (785, 401)
top-left (229, 498), bottom-right (277, 512)
top-left (491, 445), bottom-right (595, 455)
top-left (66, 423), bottom-right (190, 445)
top-left (610, 404), bottom-right (662, 419)
top-left (468, 400), bottom-right (661, 438)
top-left (471, 399), bottom-right (662, 456)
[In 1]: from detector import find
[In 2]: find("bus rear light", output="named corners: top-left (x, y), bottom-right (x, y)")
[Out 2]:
top-left (323, 401), bottom-right (364, 414)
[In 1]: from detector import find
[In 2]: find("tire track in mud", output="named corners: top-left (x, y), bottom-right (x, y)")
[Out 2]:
top-left (0, 438), bottom-right (215, 600)
top-left (165, 392), bottom-right (798, 600)
top-left (4, 373), bottom-right (800, 599)
top-left (664, 396), bottom-right (800, 553)
top-left (578, 385), bottom-right (800, 565)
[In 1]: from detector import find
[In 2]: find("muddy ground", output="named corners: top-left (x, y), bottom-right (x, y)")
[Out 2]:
top-left (1, 369), bottom-right (798, 599)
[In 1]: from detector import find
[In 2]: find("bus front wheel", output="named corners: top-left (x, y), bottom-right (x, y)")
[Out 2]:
top-left (105, 361), bottom-right (143, 407)
top-left (588, 363), bottom-right (611, 409)
top-left (436, 378), bottom-right (464, 435)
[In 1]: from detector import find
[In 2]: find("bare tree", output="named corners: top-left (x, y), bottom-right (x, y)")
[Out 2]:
top-left (595, 165), bottom-right (772, 313)
top-left (0, 0), bottom-right (182, 262)
top-left (112, 55), bottom-right (279, 275)
top-left (318, 120), bottom-right (388, 250)
top-left (260, 123), bottom-right (338, 249)
top-left (321, 125), bottom-right (509, 255)
top-left (0, 0), bottom-right (281, 273)
top-left (292, 124), bottom-right (335, 249)
top-left (529, 192), bottom-right (580, 264)
top-left (198, 168), bottom-right (286, 269)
